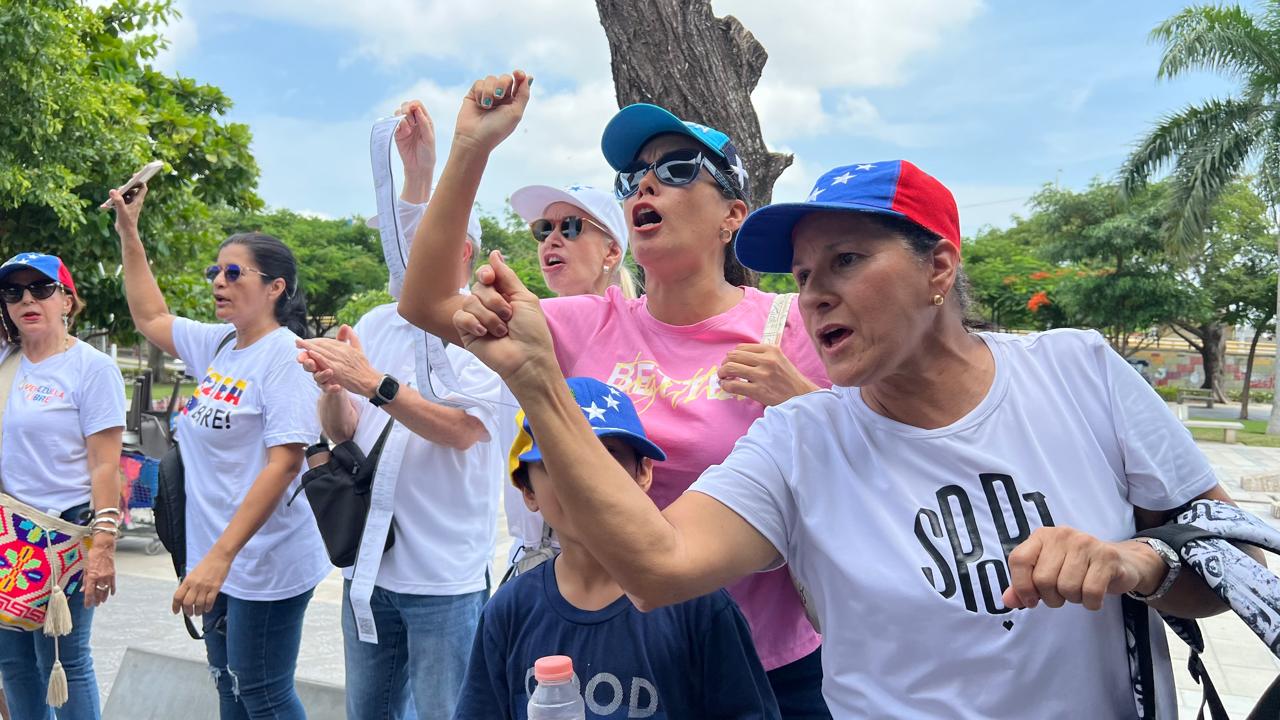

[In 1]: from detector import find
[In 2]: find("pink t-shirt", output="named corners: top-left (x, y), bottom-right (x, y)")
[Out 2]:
top-left (543, 285), bottom-right (829, 670)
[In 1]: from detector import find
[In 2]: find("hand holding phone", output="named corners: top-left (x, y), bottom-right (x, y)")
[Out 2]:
top-left (100, 161), bottom-right (163, 210)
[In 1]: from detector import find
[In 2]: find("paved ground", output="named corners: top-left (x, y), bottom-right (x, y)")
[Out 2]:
top-left (83, 439), bottom-right (1280, 716)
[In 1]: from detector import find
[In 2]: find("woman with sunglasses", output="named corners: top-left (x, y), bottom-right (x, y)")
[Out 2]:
top-left (109, 186), bottom-right (326, 720)
top-left (400, 72), bottom-right (831, 718)
top-left (0, 253), bottom-right (124, 719)
top-left (512, 183), bottom-right (638, 299)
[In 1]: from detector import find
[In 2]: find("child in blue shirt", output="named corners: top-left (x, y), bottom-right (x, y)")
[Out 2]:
top-left (453, 377), bottom-right (780, 720)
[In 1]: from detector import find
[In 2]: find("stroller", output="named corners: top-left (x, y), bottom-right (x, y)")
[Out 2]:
top-left (118, 371), bottom-right (183, 555)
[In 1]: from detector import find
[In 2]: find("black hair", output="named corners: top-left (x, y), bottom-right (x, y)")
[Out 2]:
top-left (512, 462), bottom-right (532, 494)
top-left (859, 214), bottom-right (980, 327)
top-left (220, 232), bottom-right (309, 338)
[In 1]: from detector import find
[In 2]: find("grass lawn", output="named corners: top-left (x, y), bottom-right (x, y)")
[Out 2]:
top-left (124, 382), bottom-right (197, 404)
top-left (1189, 419), bottom-right (1280, 448)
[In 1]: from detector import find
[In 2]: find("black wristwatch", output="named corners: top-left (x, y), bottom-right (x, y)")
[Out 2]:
top-left (369, 374), bottom-right (400, 407)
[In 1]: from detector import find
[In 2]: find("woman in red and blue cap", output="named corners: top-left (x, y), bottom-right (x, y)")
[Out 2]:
top-left (0, 253), bottom-right (125, 718)
top-left (454, 158), bottom-right (1256, 718)
top-left (399, 71), bottom-right (832, 716)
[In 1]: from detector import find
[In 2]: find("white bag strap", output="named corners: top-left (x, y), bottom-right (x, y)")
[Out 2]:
top-left (0, 348), bottom-right (23, 486)
top-left (759, 294), bottom-right (821, 632)
top-left (762, 293), bottom-right (795, 346)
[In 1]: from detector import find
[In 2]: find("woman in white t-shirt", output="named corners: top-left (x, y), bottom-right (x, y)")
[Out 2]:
top-left (109, 187), bottom-right (326, 720)
top-left (452, 160), bottom-right (1257, 719)
top-left (0, 252), bottom-right (125, 720)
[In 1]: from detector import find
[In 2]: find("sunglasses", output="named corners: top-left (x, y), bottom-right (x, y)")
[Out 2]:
top-left (204, 264), bottom-right (270, 283)
top-left (530, 215), bottom-right (611, 242)
top-left (0, 280), bottom-right (62, 304)
top-left (614, 148), bottom-right (742, 200)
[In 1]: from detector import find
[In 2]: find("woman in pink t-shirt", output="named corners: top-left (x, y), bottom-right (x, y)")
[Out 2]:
top-left (400, 71), bottom-right (831, 717)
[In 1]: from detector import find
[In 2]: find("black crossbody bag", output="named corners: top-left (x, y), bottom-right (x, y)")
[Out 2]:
top-left (288, 418), bottom-right (396, 568)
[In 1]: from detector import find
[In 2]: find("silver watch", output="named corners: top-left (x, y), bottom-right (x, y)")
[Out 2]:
top-left (1126, 537), bottom-right (1181, 601)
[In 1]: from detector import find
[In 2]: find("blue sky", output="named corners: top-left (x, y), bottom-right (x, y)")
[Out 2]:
top-left (149, 0), bottom-right (1235, 237)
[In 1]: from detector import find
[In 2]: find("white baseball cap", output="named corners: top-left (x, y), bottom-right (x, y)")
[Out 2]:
top-left (509, 184), bottom-right (628, 254)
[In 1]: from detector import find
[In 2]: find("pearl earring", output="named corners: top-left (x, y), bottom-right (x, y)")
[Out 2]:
top-left (603, 265), bottom-right (611, 274)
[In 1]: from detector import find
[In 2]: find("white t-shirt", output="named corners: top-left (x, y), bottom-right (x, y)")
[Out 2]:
top-left (339, 304), bottom-right (505, 595)
top-left (173, 319), bottom-right (330, 601)
top-left (691, 330), bottom-right (1217, 719)
top-left (1, 342), bottom-right (126, 513)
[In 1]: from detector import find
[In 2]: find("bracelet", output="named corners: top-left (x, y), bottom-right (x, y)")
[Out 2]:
top-left (91, 526), bottom-right (119, 537)
top-left (93, 507), bottom-right (122, 517)
top-left (91, 517), bottom-right (119, 527)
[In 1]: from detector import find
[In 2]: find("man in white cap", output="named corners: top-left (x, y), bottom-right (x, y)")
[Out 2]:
top-left (297, 100), bottom-right (503, 720)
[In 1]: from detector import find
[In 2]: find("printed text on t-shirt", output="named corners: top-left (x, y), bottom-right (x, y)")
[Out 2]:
top-left (915, 473), bottom-right (1055, 618)
top-left (19, 382), bottom-right (65, 405)
top-left (181, 368), bottom-right (250, 430)
top-left (606, 353), bottom-right (745, 412)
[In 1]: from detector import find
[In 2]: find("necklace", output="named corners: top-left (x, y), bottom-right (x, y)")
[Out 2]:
top-left (17, 334), bottom-right (73, 389)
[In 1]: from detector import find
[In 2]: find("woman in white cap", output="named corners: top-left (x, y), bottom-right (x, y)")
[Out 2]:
top-left (454, 155), bottom-right (1254, 719)
top-left (400, 72), bottom-right (831, 718)
top-left (510, 183), bottom-right (637, 299)
top-left (0, 252), bottom-right (124, 719)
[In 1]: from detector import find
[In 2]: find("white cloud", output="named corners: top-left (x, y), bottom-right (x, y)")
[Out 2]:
top-left (153, 1), bottom-right (197, 73)
top-left (207, 0), bottom-right (613, 84)
top-left (715, 0), bottom-right (985, 89)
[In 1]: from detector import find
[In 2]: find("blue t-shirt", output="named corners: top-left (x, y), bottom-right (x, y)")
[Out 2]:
top-left (453, 558), bottom-right (780, 719)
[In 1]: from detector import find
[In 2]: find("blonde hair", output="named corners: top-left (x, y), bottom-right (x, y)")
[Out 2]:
top-left (614, 264), bottom-right (639, 299)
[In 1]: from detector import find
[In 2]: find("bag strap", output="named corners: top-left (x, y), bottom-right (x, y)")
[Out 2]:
top-left (0, 348), bottom-right (22, 475)
top-left (762, 293), bottom-right (795, 346)
top-left (214, 331), bottom-right (236, 356)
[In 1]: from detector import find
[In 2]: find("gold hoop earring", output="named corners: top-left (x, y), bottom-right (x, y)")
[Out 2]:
top-left (932, 294), bottom-right (945, 306)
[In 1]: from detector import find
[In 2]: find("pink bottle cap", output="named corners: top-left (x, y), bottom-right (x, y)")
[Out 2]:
top-left (533, 655), bottom-right (574, 683)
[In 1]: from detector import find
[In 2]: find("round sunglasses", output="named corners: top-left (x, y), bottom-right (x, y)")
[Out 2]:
top-left (0, 280), bottom-right (63, 304)
top-left (204, 264), bottom-right (270, 283)
top-left (614, 148), bottom-right (742, 200)
top-left (530, 215), bottom-right (611, 242)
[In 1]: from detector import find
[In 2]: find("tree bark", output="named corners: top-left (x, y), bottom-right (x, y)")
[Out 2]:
top-left (1240, 314), bottom-right (1271, 420)
top-left (1172, 322), bottom-right (1227, 402)
top-left (594, 0), bottom-right (792, 211)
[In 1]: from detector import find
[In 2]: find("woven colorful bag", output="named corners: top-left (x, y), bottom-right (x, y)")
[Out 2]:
top-left (0, 493), bottom-right (89, 707)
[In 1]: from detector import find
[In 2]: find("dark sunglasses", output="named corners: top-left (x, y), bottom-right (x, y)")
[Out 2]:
top-left (204, 264), bottom-right (270, 283)
top-left (530, 215), bottom-right (611, 242)
top-left (614, 148), bottom-right (742, 200)
top-left (0, 280), bottom-right (62, 304)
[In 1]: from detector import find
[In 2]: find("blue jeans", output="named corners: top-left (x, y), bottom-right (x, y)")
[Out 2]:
top-left (0, 591), bottom-right (98, 720)
top-left (341, 580), bottom-right (486, 720)
top-left (203, 588), bottom-right (314, 720)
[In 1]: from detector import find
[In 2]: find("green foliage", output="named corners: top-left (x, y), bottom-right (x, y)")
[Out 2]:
top-left (1121, 4), bottom-right (1280, 250)
top-left (214, 208), bottom-right (387, 337)
top-left (1154, 385), bottom-right (1181, 401)
top-left (756, 273), bottom-right (798, 295)
top-left (964, 213), bottom-right (1072, 330)
top-left (478, 208), bottom-right (552, 299)
top-left (0, 0), bottom-right (260, 343)
top-left (336, 288), bottom-right (395, 329)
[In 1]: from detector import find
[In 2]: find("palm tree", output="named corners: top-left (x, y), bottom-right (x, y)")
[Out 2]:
top-left (1121, 3), bottom-right (1280, 435)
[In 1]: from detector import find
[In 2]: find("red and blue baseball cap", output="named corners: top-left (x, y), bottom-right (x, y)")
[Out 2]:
top-left (735, 161), bottom-right (960, 274)
top-left (0, 252), bottom-right (78, 297)
top-left (601, 104), bottom-right (750, 198)
top-left (516, 377), bottom-right (665, 466)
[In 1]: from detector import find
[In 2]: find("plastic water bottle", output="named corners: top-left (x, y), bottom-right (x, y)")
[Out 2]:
top-left (527, 655), bottom-right (585, 719)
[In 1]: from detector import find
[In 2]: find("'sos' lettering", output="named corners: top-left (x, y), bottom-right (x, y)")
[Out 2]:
top-left (917, 474), bottom-right (1054, 614)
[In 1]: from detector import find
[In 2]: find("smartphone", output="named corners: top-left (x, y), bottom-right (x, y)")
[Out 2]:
top-left (100, 160), bottom-right (164, 210)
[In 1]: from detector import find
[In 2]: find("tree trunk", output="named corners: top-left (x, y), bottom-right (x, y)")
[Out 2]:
top-left (1197, 323), bottom-right (1227, 403)
top-left (1240, 315), bottom-right (1270, 420)
top-left (1270, 252), bottom-right (1280, 435)
top-left (594, 0), bottom-right (791, 212)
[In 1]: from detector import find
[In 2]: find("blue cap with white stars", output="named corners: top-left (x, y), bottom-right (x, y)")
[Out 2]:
top-left (518, 377), bottom-right (666, 464)
top-left (601, 104), bottom-right (750, 199)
